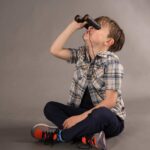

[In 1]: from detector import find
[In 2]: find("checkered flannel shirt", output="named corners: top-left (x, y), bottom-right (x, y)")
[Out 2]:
top-left (66, 46), bottom-right (126, 120)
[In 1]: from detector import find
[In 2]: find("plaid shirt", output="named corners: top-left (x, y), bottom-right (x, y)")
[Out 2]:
top-left (66, 46), bottom-right (126, 120)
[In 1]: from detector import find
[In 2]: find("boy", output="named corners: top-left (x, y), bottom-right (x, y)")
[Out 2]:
top-left (31, 16), bottom-right (126, 150)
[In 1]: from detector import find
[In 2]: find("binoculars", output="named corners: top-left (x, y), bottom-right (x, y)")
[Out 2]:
top-left (74, 14), bottom-right (101, 30)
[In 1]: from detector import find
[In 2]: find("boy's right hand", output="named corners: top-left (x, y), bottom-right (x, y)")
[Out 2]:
top-left (69, 20), bottom-right (87, 31)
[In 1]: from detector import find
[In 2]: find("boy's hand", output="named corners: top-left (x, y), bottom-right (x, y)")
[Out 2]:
top-left (69, 20), bottom-right (87, 30)
top-left (63, 113), bottom-right (88, 129)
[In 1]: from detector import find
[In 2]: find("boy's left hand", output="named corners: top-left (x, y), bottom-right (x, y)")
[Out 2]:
top-left (63, 113), bottom-right (87, 129)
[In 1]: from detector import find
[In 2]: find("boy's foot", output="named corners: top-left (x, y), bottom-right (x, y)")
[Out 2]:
top-left (31, 123), bottom-right (60, 144)
top-left (81, 131), bottom-right (107, 150)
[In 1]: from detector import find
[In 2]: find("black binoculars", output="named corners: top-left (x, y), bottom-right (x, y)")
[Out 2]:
top-left (74, 14), bottom-right (101, 30)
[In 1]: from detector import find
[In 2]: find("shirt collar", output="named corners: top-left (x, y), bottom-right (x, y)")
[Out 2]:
top-left (96, 50), bottom-right (111, 58)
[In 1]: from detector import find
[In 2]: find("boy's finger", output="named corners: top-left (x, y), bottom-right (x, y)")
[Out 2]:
top-left (63, 121), bottom-right (69, 129)
top-left (63, 119), bottom-right (68, 126)
top-left (64, 123), bottom-right (68, 129)
top-left (63, 121), bottom-right (66, 128)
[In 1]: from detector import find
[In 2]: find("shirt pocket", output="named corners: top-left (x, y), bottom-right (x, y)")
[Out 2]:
top-left (92, 67), bottom-right (105, 90)
top-left (74, 62), bottom-right (89, 80)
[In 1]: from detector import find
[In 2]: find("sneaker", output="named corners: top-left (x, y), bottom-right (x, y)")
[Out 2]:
top-left (31, 123), bottom-right (59, 144)
top-left (81, 131), bottom-right (107, 150)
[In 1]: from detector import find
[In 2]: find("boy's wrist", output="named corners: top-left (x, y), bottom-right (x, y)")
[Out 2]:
top-left (82, 111), bottom-right (90, 118)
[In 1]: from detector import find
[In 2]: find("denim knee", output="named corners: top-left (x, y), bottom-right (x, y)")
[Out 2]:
top-left (90, 107), bottom-right (112, 122)
top-left (43, 101), bottom-right (56, 118)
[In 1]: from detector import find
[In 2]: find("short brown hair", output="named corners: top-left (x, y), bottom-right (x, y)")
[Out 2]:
top-left (95, 16), bottom-right (125, 52)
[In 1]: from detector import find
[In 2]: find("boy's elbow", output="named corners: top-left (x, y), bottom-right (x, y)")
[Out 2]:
top-left (49, 46), bottom-right (56, 56)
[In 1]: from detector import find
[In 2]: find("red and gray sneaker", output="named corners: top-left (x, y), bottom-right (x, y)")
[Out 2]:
top-left (31, 123), bottom-right (60, 144)
top-left (81, 131), bottom-right (107, 150)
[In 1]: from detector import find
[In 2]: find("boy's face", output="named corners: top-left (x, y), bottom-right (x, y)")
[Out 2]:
top-left (83, 22), bottom-right (113, 50)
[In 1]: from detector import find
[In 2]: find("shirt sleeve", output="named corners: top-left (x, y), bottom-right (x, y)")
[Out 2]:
top-left (103, 60), bottom-right (124, 91)
top-left (66, 48), bottom-right (80, 64)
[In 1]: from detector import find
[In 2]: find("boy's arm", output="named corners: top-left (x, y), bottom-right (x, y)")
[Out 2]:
top-left (49, 20), bottom-right (86, 61)
top-left (82, 90), bottom-right (117, 118)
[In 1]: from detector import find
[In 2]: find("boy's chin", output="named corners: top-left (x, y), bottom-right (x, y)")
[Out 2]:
top-left (82, 36), bottom-right (87, 43)
top-left (83, 36), bottom-right (90, 43)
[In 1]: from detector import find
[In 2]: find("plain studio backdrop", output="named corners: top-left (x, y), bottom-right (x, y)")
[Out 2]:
top-left (0, 0), bottom-right (150, 150)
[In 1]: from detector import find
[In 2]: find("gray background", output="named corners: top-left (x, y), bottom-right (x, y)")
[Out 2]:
top-left (0, 0), bottom-right (150, 149)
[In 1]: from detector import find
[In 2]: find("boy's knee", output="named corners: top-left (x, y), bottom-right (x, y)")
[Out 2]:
top-left (90, 107), bottom-right (111, 120)
top-left (92, 106), bottom-right (109, 113)
top-left (43, 101), bottom-right (56, 116)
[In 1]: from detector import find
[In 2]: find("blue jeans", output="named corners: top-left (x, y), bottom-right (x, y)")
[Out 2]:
top-left (43, 88), bottom-right (124, 141)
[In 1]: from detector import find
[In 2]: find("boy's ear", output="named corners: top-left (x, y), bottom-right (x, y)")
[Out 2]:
top-left (105, 38), bottom-right (114, 47)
